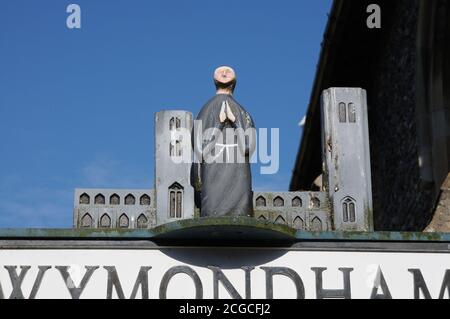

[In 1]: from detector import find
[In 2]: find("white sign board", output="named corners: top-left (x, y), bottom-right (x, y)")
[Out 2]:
top-left (0, 247), bottom-right (449, 299)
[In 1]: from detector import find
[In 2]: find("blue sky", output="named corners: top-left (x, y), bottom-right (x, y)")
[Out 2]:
top-left (0, 0), bottom-right (331, 228)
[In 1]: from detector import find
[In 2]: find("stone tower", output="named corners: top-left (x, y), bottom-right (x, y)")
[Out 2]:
top-left (155, 111), bottom-right (195, 225)
top-left (321, 88), bottom-right (374, 231)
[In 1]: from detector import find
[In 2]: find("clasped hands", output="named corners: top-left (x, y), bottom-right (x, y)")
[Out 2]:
top-left (219, 101), bottom-right (236, 123)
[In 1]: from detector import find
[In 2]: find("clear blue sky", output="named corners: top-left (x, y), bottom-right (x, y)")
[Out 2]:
top-left (0, 0), bottom-right (331, 228)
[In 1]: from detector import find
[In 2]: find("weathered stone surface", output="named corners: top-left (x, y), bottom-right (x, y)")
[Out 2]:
top-left (322, 88), bottom-right (373, 232)
top-left (155, 111), bottom-right (195, 225)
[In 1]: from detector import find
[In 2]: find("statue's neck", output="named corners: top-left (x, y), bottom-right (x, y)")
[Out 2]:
top-left (216, 89), bottom-right (233, 95)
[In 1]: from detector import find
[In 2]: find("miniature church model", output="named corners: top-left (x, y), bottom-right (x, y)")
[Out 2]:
top-left (73, 88), bottom-right (374, 232)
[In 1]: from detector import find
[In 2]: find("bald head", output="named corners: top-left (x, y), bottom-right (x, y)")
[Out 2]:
top-left (214, 66), bottom-right (237, 94)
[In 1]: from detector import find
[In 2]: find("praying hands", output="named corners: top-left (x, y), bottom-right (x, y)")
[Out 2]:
top-left (219, 101), bottom-right (236, 123)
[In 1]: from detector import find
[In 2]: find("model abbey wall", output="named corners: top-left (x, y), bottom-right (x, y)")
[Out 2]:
top-left (74, 88), bottom-right (373, 232)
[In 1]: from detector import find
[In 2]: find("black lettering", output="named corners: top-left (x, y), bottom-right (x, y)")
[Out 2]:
top-left (261, 267), bottom-right (305, 299)
top-left (55, 266), bottom-right (99, 299)
top-left (370, 268), bottom-right (392, 299)
top-left (312, 267), bottom-right (353, 299)
top-left (104, 266), bottom-right (151, 299)
top-left (159, 266), bottom-right (203, 299)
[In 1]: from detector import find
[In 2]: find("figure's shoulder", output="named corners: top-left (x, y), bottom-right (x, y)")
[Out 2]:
top-left (229, 96), bottom-right (249, 114)
top-left (228, 96), bottom-right (255, 127)
top-left (196, 95), bottom-right (222, 118)
top-left (230, 94), bottom-right (247, 105)
top-left (203, 94), bottom-right (225, 107)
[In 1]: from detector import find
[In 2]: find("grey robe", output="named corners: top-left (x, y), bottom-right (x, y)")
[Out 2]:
top-left (192, 94), bottom-right (255, 217)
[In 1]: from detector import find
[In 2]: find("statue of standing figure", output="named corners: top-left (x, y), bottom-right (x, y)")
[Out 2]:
top-left (192, 66), bottom-right (256, 217)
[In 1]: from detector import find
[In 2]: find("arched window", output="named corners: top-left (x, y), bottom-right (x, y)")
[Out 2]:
top-left (258, 215), bottom-right (267, 221)
top-left (339, 102), bottom-right (347, 123)
top-left (119, 214), bottom-right (129, 228)
top-left (100, 214), bottom-right (111, 228)
top-left (110, 194), bottom-right (120, 205)
top-left (170, 140), bottom-right (182, 157)
top-left (137, 214), bottom-right (148, 229)
top-left (310, 197), bottom-right (321, 209)
top-left (95, 194), bottom-right (105, 205)
top-left (170, 141), bottom-right (174, 157)
top-left (273, 196), bottom-right (285, 207)
top-left (169, 183), bottom-right (183, 218)
top-left (169, 117), bottom-right (181, 130)
top-left (176, 140), bottom-right (182, 157)
top-left (256, 196), bottom-right (267, 207)
top-left (79, 193), bottom-right (90, 205)
top-left (80, 213), bottom-right (92, 228)
top-left (348, 103), bottom-right (356, 123)
top-left (274, 215), bottom-right (286, 225)
top-left (292, 196), bottom-right (302, 207)
top-left (311, 217), bottom-right (323, 232)
top-left (140, 194), bottom-right (151, 206)
top-left (125, 194), bottom-right (135, 205)
top-left (342, 197), bottom-right (356, 223)
top-left (293, 217), bottom-right (304, 230)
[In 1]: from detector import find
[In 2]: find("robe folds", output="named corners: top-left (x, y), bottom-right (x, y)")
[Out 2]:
top-left (192, 94), bottom-right (256, 217)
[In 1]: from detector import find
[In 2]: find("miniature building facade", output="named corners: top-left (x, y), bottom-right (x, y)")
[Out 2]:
top-left (253, 192), bottom-right (331, 231)
top-left (155, 111), bottom-right (195, 225)
top-left (321, 88), bottom-right (373, 232)
top-left (74, 189), bottom-right (331, 231)
top-left (73, 89), bottom-right (373, 232)
top-left (74, 189), bottom-right (156, 229)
